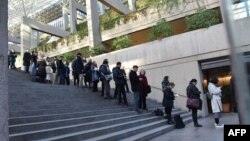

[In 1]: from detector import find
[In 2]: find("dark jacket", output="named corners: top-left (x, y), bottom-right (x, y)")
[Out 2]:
top-left (186, 83), bottom-right (201, 99)
top-left (162, 87), bottom-right (175, 107)
top-left (9, 51), bottom-right (17, 62)
top-left (162, 80), bottom-right (169, 92)
top-left (72, 57), bottom-right (84, 75)
top-left (186, 83), bottom-right (202, 110)
top-left (84, 62), bottom-right (92, 82)
top-left (23, 52), bottom-right (31, 66)
top-left (113, 67), bottom-right (125, 85)
top-left (99, 64), bottom-right (111, 80)
top-left (31, 54), bottom-right (38, 66)
top-left (129, 70), bottom-right (140, 92)
top-left (65, 66), bottom-right (70, 78)
top-left (36, 61), bottom-right (47, 76)
top-left (56, 59), bottom-right (64, 74)
top-left (139, 74), bottom-right (148, 96)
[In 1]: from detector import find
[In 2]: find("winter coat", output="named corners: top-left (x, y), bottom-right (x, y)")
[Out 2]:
top-left (56, 60), bottom-right (64, 75)
top-left (23, 52), bottom-right (31, 66)
top-left (113, 67), bottom-right (125, 85)
top-left (91, 64), bottom-right (99, 82)
top-left (187, 83), bottom-right (202, 110)
top-left (129, 70), bottom-right (140, 92)
top-left (9, 51), bottom-right (17, 63)
top-left (139, 74), bottom-right (148, 96)
top-left (162, 80), bottom-right (169, 92)
top-left (31, 54), bottom-right (38, 66)
top-left (36, 61), bottom-right (47, 77)
top-left (162, 87), bottom-right (175, 108)
top-left (72, 57), bottom-right (84, 75)
top-left (208, 82), bottom-right (222, 113)
top-left (99, 64), bottom-right (111, 81)
top-left (84, 62), bottom-right (92, 82)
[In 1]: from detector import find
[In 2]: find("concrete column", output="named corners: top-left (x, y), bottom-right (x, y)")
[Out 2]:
top-left (31, 30), bottom-right (39, 48)
top-left (21, 24), bottom-right (32, 70)
top-left (0, 0), bottom-right (9, 140)
top-left (63, 7), bottom-right (69, 30)
top-left (128, 0), bottom-right (136, 11)
top-left (98, 2), bottom-right (105, 15)
top-left (86, 0), bottom-right (103, 48)
top-left (69, 0), bottom-right (77, 33)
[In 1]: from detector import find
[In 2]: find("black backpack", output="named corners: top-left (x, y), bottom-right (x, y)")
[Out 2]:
top-left (153, 108), bottom-right (164, 116)
top-left (174, 115), bottom-right (185, 129)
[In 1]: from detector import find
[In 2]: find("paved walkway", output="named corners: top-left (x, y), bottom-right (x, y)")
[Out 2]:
top-left (150, 113), bottom-right (239, 141)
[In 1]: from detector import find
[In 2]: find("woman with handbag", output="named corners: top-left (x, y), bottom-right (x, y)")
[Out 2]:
top-left (186, 79), bottom-right (202, 127)
top-left (162, 82), bottom-right (175, 124)
top-left (208, 77), bottom-right (224, 128)
top-left (139, 69), bottom-right (149, 110)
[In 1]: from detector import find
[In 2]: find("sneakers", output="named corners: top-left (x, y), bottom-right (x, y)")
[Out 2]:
top-left (215, 123), bottom-right (224, 128)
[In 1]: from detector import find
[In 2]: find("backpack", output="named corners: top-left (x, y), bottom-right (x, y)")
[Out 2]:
top-left (174, 115), bottom-right (185, 129)
top-left (153, 108), bottom-right (164, 116)
top-left (205, 92), bottom-right (213, 100)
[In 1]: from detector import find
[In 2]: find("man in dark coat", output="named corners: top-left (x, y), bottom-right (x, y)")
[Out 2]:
top-left (23, 50), bottom-right (31, 73)
top-left (186, 79), bottom-right (202, 127)
top-left (55, 56), bottom-right (64, 84)
top-left (113, 62), bottom-right (128, 105)
top-left (129, 65), bottom-right (140, 112)
top-left (72, 53), bottom-right (84, 86)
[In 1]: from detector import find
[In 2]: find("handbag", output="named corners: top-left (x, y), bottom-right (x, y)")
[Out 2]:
top-left (186, 98), bottom-right (200, 109)
top-left (146, 85), bottom-right (151, 94)
top-left (206, 92), bottom-right (213, 100)
top-left (104, 74), bottom-right (113, 81)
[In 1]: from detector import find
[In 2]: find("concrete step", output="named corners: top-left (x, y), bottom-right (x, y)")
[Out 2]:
top-left (10, 115), bottom-right (162, 141)
top-left (84, 112), bottom-right (190, 141)
top-left (9, 111), bottom-right (148, 134)
top-left (9, 108), bottom-right (130, 125)
top-left (120, 116), bottom-right (193, 141)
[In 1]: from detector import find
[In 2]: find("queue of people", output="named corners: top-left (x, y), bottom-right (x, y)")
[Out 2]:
top-left (16, 50), bottom-right (226, 129)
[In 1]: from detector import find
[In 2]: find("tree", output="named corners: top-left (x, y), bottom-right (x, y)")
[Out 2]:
top-left (0, 0), bottom-right (9, 140)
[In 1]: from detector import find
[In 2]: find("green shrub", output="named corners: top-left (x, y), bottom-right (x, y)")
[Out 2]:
top-left (112, 35), bottom-right (132, 50)
top-left (186, 8), bottom-right (221, 31)
top-left (90, 46), bottom-right (104, 56)
top-left (149, 19), bottom-right (173, 41)
top-left (62, 52), bottom-right (75, 62)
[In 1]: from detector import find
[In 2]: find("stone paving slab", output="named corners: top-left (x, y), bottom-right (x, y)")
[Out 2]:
top-left (150, 113), bottom-right (239, 141)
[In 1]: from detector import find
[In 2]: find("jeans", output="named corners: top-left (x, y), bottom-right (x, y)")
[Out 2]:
top-left (133, 91), bottom-right (140, 110)
top-left (104, 80), bottom-right (111, 98)
top-left (117, 84), bottom-right (127, 104)
top-left (192, 109), bottom-right (198, 125)
top-left (24, 65), bottom-right (30, 73)
top-left (79, 74), bottom-right (84, 87)
top-left (73, 73), bottom-right (80, 86)
top-left (139, 94), bottom-right (147, 109)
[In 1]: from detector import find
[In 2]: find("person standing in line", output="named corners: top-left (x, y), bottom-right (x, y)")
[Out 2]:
top-left (9, 49), bottom-right (17, 69)
top-left (208, 77), bottom-right (224, 128)
top-left (23, 50), bottom-right (32, 73)
top-left (80, 57), bottom-right (87, 87)
top-left (91, 61), bottom-right (99, 92)
top-left (121, 67), bottom-right (130, 93)
top-left (56, 56), bottom-right (64, 84)
top-left (139, 69), bottom-right (149, 110)
top-left (72, 53), bottom-right (84, 86)
top-left (51, 57), bottom-right (58, 84)
top-left (162, 76), bottom-right (169, 91)
top-left (162, 82), bottom-right (176, 124)
top-left (113, 62), bottom-right (128, 105)
top-left (8, 50), bottom-right (11, 69)
top-left (186, 79), bottom-right (202, 127)
top-left (129, 65), bottom-right (140, 112)
top-left (45, 62), bottom-right (53, 83)
top-left (99, 59), bottom-right (112, 99)
top-left (84, 59), bottom-right (93, 88)
top-left (36, 56), bottom-right (47, 83)
top-left (64, 61), bottom-right (70, 86)
top-left (113, 66), bottom-right (118, 99)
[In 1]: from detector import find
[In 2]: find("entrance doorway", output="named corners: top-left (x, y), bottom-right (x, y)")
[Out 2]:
top-left (201, 59), bottom-right (233, 113)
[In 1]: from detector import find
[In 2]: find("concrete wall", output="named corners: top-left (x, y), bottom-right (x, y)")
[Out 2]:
top-left (90, 24), bottom-right (233, 116)
top-left (47, 0), bottom-right (220, 56)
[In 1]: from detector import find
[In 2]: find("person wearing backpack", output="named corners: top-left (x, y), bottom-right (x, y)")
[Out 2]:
top-left (186, 79), bottom-right (202, 127)
top-left (162, 82), bottom-right (175, 124)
